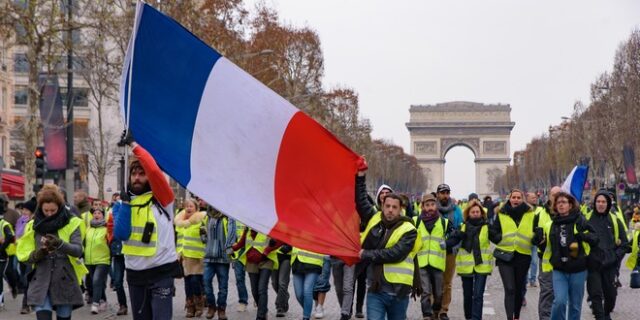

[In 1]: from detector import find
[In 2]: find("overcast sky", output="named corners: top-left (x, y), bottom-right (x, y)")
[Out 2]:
top-left (248, 0), bottom-right (640, 199)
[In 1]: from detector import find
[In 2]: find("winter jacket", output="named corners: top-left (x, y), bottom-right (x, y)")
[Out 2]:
top-left (541, 209), bottom-right (598, 273)
top-left (356, 175), bottom-right (418, 297)
top-left (586, 191), bottom-right (628, 270)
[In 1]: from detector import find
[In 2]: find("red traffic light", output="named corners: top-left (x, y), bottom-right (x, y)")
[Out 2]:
top-left (34, 147), bottom-right (45, 158)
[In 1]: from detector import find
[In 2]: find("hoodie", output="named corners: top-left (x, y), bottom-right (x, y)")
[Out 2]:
top-left (375, 184), bottom-right (394, 209)
top-left (586, 191), bottom-right (628, 270)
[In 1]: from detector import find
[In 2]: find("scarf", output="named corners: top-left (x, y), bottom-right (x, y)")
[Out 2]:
top-left (33, 206), bottom-right (71, 235)
top-left (420, 209), bottom-right (440, 225)
top-left (90, 219), bottom-right (106, 228)
top-left (437, 198), bottom-right (455, 216)
top-left (501, 201), bottom-right (530, 225)
top-left (552, 209), bottom-right (581, 261)
top-left (462, 218), bottom-right (486, 265)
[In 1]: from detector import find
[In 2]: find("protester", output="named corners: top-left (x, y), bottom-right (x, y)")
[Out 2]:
top-left (312, 256), bottom-right (331, 319)
top-left (175, 198), bottom-right (207, 317)
top-left (17, 197), bottom-right (37, 314)
top-left (0, 212), bottom-right (16, 309)
top-left (535, 192), bottom-right (598, 320)
top-left (491, 189), bottom-right (536, 320)
top-left (106, 198), bottom-right (128, 316)
top-left (231, 221), bottom-right (250, 311)
top-left (537, 186), bottom-right (561, 320)
top-left (16, 184), bottom-right (86, 320)
top-left (272, 243), bottom-right (292, 317)
top-left (435, 183), bottom-right (463, 320)
top-left (114, 137), bottom-right (181, 320)
top-left (84, 207), bottom-right (110, 314)
top-left (446, 199), bottom-right (499, 320)
top-left (331, 254), bottom-right (356, 320)
top-left (291, 248), bottom-right (325, 320)
top-left (585, 190), bottom-right (628, 320)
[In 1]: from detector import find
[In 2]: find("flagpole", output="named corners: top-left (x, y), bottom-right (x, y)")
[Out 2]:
top-left (124, 0), bottom-right (144, 191)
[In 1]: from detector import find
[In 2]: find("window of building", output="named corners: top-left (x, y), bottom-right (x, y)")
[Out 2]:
top-left (14, 85), bottom-right (28, 105)
top-left (1, 86), bottom-right (6, 112)
top-left (60, 87), bottom-right (89, 107)
top-left (14, 53), bottom-right (29, 73)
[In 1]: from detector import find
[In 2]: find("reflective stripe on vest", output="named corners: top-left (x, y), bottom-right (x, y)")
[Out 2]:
top-left (413, 216), bottom-right (447, 271)
top-left (625, 231), bottom-right (639, 270)
top-left (181, 221), bottom-right (206, 259)
top-left (16, 217), bottom-right (88, 285)
top-left (122, 193), bottom-right (158, 257)
top-left (362, 212), bottom-right (421, 286)
top-left (0, 219), bottom-right (16, 256)
top-left (85, 226), bottom-right (110, 265)
top-left (455, 224), bottom-right (493, 275)
top-left (242, 232), bottom-right (279, 269)
top-left (291, 248), bottom-right (324, 267)
top-left (495, 211), bottom-right (535, 255)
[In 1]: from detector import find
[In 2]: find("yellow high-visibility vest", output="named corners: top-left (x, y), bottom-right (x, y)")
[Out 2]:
top-left (0, 219), bottom-right (16, 256)
top-left (180, 222), bottom-right (206, 259)
top-left (456, 224), bottom-right (493, 275)
top-left (291, 248), bottom-right (324, 268)
top-left (122, 193), bottom-right (158, 257)
top-left (85, 226), bottom-right (110, 265)
top-left (238, 232), bottom-right (279, 269)
top-left (495, 210), bottom-right (535, 255)
top-left (412, 216), bottom-right (447, 271)
top-left (361, 212), bottom-right (421, 286)
top-left (16, 217), bottom-right (88, 285)
top-left (625, 231), bottom-right (639, 270)
top-left (541, 221), bottom-right (591, 272)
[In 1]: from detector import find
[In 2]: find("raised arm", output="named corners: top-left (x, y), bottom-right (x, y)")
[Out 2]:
top-left (132, 143), bottom-right (174, 207)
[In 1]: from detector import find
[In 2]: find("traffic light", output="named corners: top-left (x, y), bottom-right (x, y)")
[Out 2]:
top-left (34, 146), bottom-right (46, 192)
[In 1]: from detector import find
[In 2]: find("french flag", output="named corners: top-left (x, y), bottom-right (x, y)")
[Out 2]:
top-left (561, 165), bottom-right (589, 202)
top-left (120, 2), bottom-right (361, 262)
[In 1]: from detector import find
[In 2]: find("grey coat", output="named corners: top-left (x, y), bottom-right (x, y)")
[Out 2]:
top-left (27, 228), bottom-right (84, 308)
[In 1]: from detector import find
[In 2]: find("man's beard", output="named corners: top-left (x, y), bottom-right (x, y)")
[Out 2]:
top-left (439, 198), bottom-right (448, 206)
top-left (129, 181), bottom-right (151, 195)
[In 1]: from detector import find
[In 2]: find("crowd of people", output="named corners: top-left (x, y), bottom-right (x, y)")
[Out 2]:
top-left (1, 140), bottom-right (640, 320)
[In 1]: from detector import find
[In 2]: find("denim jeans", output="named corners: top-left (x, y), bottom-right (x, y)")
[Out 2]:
top-left (184, 275), bottom-right (204, 298)
top-left (203, 262), bottom-right (230, 308)
top-left (461, 274), bottom-right (488, 320)
top-left (313, 257), bottom-right (332, 294)
top-left (529, 246), bottom-right (539, 283)
top-left (248, 267), bottom-right (271, 319)
top-left (129, 276), bottom-right (175, 320)
top-left (112, 255), bottom-right (128, 306)
top-left (366, 291), bottom-right (410, 320)
top-left (233, 261), bottom-right (249, 304)
top-left (34, 294), bottom-right (72, 317)
top-left (293, 272), bottom-right (320, 319)
top-left (551, 270), bottom-right (587, 320)
top-left (87, 264), bottom-right (110, 304)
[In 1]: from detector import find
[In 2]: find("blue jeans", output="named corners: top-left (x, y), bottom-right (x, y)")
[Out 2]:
top-left (366, 292), bottom-right (410, 320)
top-left (293, 272), bottom-right (320, 319)
top-left (461, 274), bottom-right (488, 320)
top-left (233, 261), bottom-right (248, 304)
top-left (551, 270), bottom-right (587, 320)
top-left (204, 262), bottom-right (230, 308)
top-left (313, 257), bottom-right (332, 293)
top-left (129, 276), bottom-right (174, 320)
top-left (87, 264), bottom-right (110, 304)
top-left (528, 246), bottom-right (539, 283)
top-left (34, 295), bottom-right (72, 317)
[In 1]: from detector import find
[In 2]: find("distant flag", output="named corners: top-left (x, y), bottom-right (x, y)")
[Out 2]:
top-left (120, 2), bottom-right (361, 263)
top-left (623, 144), bottom-right (638, 185)
top-left (561, 165), bottom-right (589, 202)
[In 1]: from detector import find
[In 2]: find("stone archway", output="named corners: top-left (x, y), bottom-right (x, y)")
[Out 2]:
top-left (406, 102), bottom-right (515, 197)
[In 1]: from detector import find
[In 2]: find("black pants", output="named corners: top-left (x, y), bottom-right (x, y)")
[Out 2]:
top-left (355, 267), bottom-right (367, 313)
top-left (249, 268), bottom-right (271, 319)
top-left (587, 266), bottom-right (617, 320)
top-left (497, 252), bottom-right (531, 320)
top-left (112, 255), bottom-right (128, 306)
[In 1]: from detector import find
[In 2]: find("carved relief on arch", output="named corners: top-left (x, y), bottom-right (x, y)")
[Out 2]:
top-left (440, 138), bottom-right (479, 158)
top-left (414, 141), bottom-right (438, 155)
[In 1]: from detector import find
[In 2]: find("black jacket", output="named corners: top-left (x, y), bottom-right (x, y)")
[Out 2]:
top-left (586, 191), bottom-right (628, 270)
top-left (356, 175), bottom-right (417, 296)
top-left (541, 209), bottom-right (599, 273)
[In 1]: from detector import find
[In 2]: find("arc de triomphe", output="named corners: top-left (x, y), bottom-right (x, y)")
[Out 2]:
top-left (406, 102), bottom-right (515, 198)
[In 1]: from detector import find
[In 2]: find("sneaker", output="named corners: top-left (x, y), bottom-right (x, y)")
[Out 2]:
top-left (439, 313), bottom-right (449, 320)
top-left (315, 305), bottom-right (325, 319)
top-left (117, 305), bottom-right (128, 316)
top-left (340, 314), bottom-right (351, 320)
top-left (276, 308), bottom-right (286, 317)
top-left (529, 281), bottom-right (537, 287)
top-left (237, 303), bottom-right (247, 312)
top-left (91, 302), bottom-right (100, 314)
top-left (355, 312), bottom-right (365, 318)
top-left (20, 306), bottom-right (30, 314)
top-left (99, 300), bottom-right (108, 311)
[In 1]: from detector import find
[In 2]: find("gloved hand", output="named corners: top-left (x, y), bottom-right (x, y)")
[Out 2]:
top-left (356, 156), bottom-right (368, 172)
top-left (43, 234), bottom-right (63, 250)
top-left (31, 247), bottom-right (49, 261)
top-left (225, 247), bottom-right (234, 256)
top-left (279, 244), bottom-right (292, 254)
top-left (439, 241), bottom-right (447, 250)
top-left (117, 130), bottom-right (135, 147)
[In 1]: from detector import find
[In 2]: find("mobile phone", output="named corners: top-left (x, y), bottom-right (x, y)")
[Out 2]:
top-left (141, 222), bottom-right (155, 244)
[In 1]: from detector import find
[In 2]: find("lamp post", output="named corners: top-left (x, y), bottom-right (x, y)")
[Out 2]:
top-left (64, 0), bottom-right (75, 198)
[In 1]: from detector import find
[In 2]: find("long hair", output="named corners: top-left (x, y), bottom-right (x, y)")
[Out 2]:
top-left (463, 199), bottom-right (487, 221)
top-left (552, 191), bottom-right (579, 213)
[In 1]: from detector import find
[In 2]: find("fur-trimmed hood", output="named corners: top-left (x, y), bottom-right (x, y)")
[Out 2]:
top-left (174, 210), bottom-right (206, 227)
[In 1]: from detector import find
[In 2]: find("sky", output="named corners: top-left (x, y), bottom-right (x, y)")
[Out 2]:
top-left (247, 0), bottom-right (640, 199)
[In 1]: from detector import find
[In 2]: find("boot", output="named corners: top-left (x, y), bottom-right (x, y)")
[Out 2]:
top-left (117, 304), bottom-right (128, 316)
top-left (194, 295), bottom-right (205, 317)
top-left (217, 306), bottom-right (228, 320)
top-left (206, 305), bottom-right (216, 319)
top-left (185, 297), bottom-right (196, 318)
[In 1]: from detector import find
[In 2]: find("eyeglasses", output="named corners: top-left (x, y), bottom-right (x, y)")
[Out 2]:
top-left (556, 200), bottom-right (569, 204)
